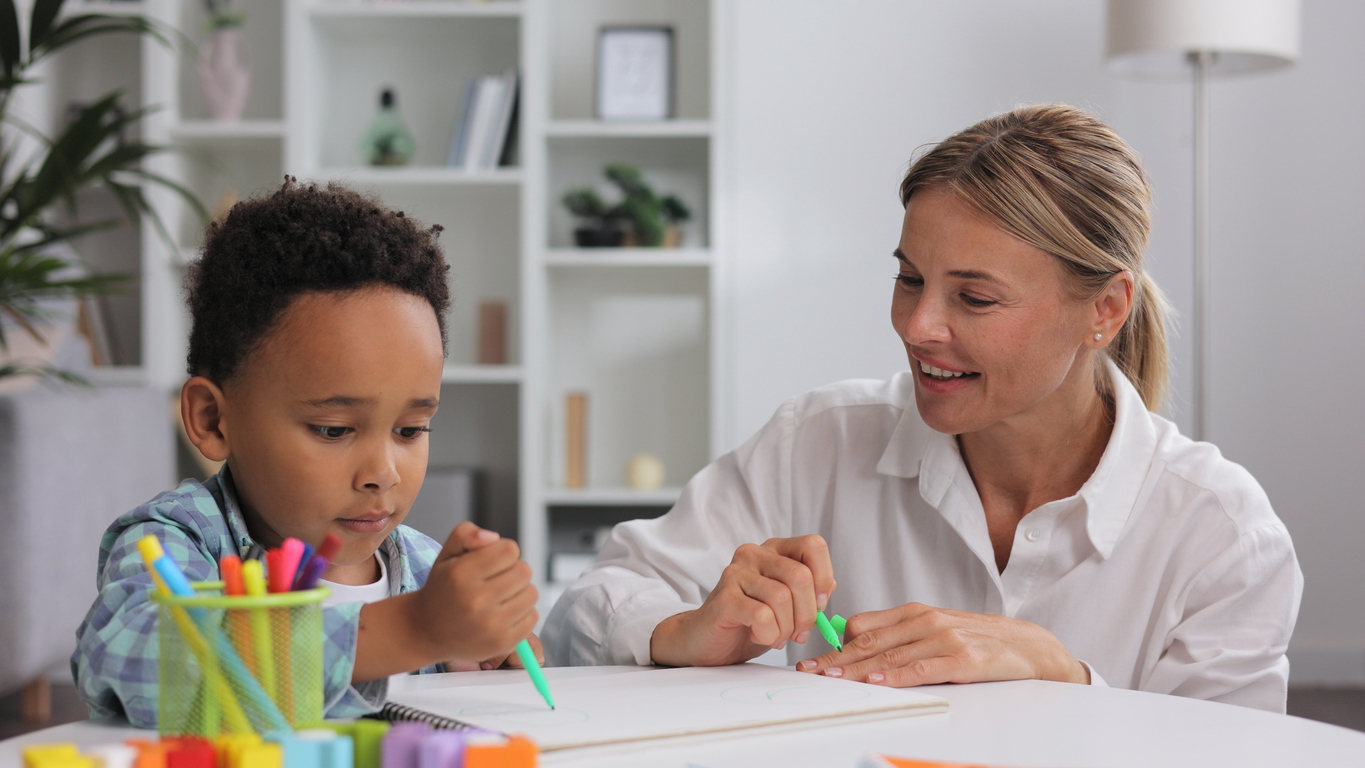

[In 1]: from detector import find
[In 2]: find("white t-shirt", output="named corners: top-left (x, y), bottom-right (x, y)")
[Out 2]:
top-left (320, 552), bottom-right (390, 607)
top-left (543, 360), bottom-right (1303, 713)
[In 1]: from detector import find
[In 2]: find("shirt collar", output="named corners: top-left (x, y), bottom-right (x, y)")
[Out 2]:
top-left (213, 465), bottom-right (258, 558)
top-left (876, 358), bottom-right (1159, 559)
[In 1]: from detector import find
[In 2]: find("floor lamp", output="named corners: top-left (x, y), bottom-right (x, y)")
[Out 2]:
top-left (1105, 0), bottom-right (1299, 441)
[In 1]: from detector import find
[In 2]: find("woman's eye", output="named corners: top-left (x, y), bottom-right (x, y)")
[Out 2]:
top-left (961, 294), bottom-right (997, 308)
top-left (396, 426), bottom-right (432, 440)
top-left (895, 274), bottom-right (923, 288)
top-left (311, 425), bottom-right (351, 440)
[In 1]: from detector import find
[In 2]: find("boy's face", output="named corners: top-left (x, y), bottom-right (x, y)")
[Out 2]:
top-left (219, 286), bottom-right (445, 572)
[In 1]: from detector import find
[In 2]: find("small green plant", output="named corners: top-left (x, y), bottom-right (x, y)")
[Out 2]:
top-left (0, 0), bottom-right (204, 385)
top-left (203, 0), bottom-right (245, 30)
top-left (561, 163), bottom-right (690, 247)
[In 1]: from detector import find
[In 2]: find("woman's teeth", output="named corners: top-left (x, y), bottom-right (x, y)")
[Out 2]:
top-left (920, 361), bottom-right (971, 379)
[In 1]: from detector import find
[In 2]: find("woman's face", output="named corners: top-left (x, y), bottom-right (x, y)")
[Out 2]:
top-left (891, 189), bottom-right (1103, 436)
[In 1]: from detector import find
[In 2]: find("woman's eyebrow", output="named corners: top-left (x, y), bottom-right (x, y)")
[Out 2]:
top-left (947, 269), bottom-right (1005, 286)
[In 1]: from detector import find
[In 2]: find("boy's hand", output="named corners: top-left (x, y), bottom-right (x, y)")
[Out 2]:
top-left (444, 633), bottom-right (545, 671)
top-left (416, 523), bottom-right (538, 663)
top-left (352, 522), bottom-right (538, 682)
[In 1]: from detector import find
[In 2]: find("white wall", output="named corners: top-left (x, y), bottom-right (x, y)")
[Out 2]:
top-left (726, 0), bottom-right (1365, 684)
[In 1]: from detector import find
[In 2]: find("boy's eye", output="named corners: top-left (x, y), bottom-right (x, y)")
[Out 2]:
top-left (311, 425), bottom-right (352, 440)
top-left (396, 426), bottom-right (432, 440)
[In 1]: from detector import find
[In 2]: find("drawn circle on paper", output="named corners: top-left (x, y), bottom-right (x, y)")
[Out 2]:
top-left (457, 703), bottom-right (591, 727)
top-left (719, 684), bottom-right (873, 704)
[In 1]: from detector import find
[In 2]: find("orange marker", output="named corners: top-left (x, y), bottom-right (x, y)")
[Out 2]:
top-left (220, 555), bottom-right (244, 596)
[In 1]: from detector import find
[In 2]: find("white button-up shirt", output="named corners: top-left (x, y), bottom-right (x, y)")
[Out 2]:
top-left (543, 361), bottom-right (1303, 713)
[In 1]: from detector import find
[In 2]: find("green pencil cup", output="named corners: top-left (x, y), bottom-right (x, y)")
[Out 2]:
top-left (151, 581), bottom-right (329, 736)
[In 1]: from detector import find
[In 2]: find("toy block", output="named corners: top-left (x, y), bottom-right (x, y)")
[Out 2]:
top-left (417, 731), bottom-right (466, 768)
top-left (382, 722), bottom-right (432, 768)
top-left (236, 743), bottom-right (281, 768)
top-left (87, 744), bottom-right (139, 768)
top-left (464, 735), bottom-right (537, 768)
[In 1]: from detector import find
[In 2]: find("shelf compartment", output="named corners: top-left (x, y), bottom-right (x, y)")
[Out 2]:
top-left (348, 184), bottom-right (521, 367)
top-left (549, 0), bottom-right (711, 122)
top-left (306, 13), bottom-right (520, 170)
top-left (442, 365), bottom-right (522, 384)
top-left (309, 2), bottom-right (524, 19)
top-left (548, 135), bottom-right (709, 249)
top-left (170, 142), bottom-right (285, 251)
top-left (546, 248), bottom-right (710, 268)
top-left (426, 382), bottom-right (521, 539)
top-left (171, 120), bottom-right (288, 143)
top-left (549, 268), bottom-right (709, 491)
top-left (177, 0), bottom-right (284, 122)
top-left (312, 167), bottom-right (522, 186)
top-left (545, 120), bottom-right (712, 138)
top-left (544, 487), bottom-right (681, 506)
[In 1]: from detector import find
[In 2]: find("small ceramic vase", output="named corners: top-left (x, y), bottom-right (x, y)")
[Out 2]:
top-left (198, 28), bottom-right (251, 121)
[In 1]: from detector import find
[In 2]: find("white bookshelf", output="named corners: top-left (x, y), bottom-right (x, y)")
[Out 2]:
top-left (59, 0), bottom-right (729, 590)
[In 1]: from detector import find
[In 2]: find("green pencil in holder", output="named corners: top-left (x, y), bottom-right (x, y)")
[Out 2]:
top-left (152, 581), bottom-right (329, 736)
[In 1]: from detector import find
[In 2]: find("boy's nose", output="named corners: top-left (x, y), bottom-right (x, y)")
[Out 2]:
top-left (357, 440), bottom-right (401, 492)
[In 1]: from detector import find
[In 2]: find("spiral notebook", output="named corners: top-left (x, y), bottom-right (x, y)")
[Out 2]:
top-left (380, 664), bottom-right (948, 752)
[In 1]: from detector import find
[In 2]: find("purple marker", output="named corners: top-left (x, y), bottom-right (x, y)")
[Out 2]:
top-left (382, 722), bottom-right (432, 768)
top-left (417, 731), bottom-right (467, 768)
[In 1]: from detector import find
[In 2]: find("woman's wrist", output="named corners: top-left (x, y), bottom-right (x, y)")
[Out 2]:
top-left (649, 609), bottom-right (695, 667)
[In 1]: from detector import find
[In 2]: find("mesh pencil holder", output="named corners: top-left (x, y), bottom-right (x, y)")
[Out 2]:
top-left (151, 581), bottom-right (329, 736)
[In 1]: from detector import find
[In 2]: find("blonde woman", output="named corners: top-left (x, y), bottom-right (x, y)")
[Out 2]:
top-left (543, 104), bottom-right (1302, 713)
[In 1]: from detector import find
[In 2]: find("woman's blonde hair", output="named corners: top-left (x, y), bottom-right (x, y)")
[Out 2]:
top-left (900, 103), bottom-right (1171, 411)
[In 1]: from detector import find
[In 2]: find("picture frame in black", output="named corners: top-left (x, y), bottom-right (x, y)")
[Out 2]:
top-left (596, 26), bottom-right (675, 121)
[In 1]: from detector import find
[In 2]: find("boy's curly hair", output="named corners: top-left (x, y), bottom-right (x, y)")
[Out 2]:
top-left (185, 178), bottom-right (451, 383)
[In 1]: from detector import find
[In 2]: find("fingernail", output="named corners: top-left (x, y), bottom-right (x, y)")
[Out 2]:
top-left (826, 667), bottom-right (843, 678)
top-left (794, 630), bottom-right (810, 644)
top-left (868, 672), bottom-right (885, 684)
top-left (816, 593), bottom-right (829, 611)
top-left (475, 529), bottom-right (500, 543)
top-left (776, 640), bottom-right (787, 650)
top-left (797, 659), bottom-right (817, 671)
top-left (480, 662), bottom-right (494, 670)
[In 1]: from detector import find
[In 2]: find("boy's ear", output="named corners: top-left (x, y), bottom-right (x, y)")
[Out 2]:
top-left (181, 376), bottom-right (231, 462)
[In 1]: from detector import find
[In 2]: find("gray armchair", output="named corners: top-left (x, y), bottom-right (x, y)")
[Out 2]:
top-left (0, 379), bottom-right (173, 720)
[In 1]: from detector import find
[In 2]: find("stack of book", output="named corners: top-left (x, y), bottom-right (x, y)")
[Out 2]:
top-left (447, 69), bottom-right (519, 171)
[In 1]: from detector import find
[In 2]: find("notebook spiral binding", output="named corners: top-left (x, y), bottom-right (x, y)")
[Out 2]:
top-left (371, 701), bottom-right (495, 732)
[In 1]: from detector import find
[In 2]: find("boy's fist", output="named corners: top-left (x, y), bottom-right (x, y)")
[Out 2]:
top-left (415, 522), bottom-right (538, 664)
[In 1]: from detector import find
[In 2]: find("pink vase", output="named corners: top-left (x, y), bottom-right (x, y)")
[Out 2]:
top-left (198, 28), bottom-right (251, 121)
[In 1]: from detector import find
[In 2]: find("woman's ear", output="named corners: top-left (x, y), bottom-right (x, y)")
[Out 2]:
top-left (181, 376), bottom-right (231, 461)
top-left (1090, 270), bottom-right (1135, 347)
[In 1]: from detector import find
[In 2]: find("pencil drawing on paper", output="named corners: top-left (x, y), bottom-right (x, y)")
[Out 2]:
top-left (719, 684), bottom-right (873, 704)
top-left (458, 702), bottom-right (592, 727)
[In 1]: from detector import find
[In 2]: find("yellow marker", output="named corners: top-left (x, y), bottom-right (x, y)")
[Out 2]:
top-left (237, 742), bottom-right (282, 768)
top-left (240, 559), bottom-right (278, 703)
top-left (22, 745), bottom-right (81, 768)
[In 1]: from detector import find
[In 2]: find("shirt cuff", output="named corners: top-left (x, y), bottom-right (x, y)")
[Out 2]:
top-left (1078, 659), bottom-right (1108, 687)
top-left (606, 600), bottom-right (696, 666)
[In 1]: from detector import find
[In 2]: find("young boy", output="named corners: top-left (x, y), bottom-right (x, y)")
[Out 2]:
top-left (72, 180), bottom-right (540, 727)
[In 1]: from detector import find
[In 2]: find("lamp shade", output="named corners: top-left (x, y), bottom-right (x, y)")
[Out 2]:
top-left (1106, 0), bottom-right (1300, 78)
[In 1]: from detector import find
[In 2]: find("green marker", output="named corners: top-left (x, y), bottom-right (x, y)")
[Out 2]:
top-left (815, 611), bottom-right (842, 651)
top-left (830, 614), bottom-right (847, 636)
top-left (516, 639), bottom-right (555, 709)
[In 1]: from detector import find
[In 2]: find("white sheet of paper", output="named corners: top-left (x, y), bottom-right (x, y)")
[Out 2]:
top-left (388, 664), bottom-right (948, 751)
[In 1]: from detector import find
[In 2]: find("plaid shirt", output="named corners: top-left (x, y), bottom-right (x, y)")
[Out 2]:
top-left (70, 468), bottom-right (445, 728)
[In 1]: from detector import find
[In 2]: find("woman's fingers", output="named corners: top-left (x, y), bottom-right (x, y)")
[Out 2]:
top-left (761, 535), bottom-right (836, 611)
top-left (733, 540), bottom-right (825, 643)
top-left (797, 603), bottom-right (939, 673)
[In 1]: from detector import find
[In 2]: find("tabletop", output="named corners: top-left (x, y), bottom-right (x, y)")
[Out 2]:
top-left (4, 667), bottom-right (1363, 767)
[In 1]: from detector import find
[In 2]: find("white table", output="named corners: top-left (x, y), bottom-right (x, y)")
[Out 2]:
top-left (5, 667), bottom-right (1363, 767)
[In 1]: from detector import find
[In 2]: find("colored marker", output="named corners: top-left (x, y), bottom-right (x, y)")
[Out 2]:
top-left (515, 640), bottom-right (555, 710)
top-left (241, 558), bottom-right (278, 703)
top-left (294, 533), bottom-right (342, 591)
top-left (292, 542), bottom-right (315, 589)
top-left (830, 614), bottom-right (847, 637)
top-left (815, 611), bottom-right (842, 651)
top-left (277, 538), bottom-right (305, 589)
top-left (220, 555), bottom-right (245, 596)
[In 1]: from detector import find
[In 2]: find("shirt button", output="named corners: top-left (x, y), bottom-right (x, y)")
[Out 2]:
top-left (1025, 528), bottom-right (1041, 542)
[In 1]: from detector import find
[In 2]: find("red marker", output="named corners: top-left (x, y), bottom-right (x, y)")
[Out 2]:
top-left (265, 549), bottom-right (284, 593)
top-left (279, 538), bottom-right (305, 589)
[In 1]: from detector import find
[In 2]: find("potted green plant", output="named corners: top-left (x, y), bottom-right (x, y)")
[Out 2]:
top-left (0, 0), bottom-right (204, 386)
top-left (561, 163), bottom-right (691, 248)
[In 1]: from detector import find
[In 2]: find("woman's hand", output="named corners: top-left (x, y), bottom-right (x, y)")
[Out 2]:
top-left (795, 602), bottom-right (1089, 687)
top-left (650, 535), bottom-right (836, 668)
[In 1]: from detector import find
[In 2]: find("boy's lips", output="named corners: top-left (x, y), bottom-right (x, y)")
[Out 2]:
top-left (336, 512), bottom-right (393, 534)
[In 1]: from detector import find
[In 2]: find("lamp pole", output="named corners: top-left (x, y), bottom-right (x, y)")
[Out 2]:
top-left (1190, 50), bottom-right (1213, 442)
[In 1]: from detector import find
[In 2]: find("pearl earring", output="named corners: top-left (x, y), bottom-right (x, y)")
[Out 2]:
top-left (1094, 333), bottom-right (1102, 341)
